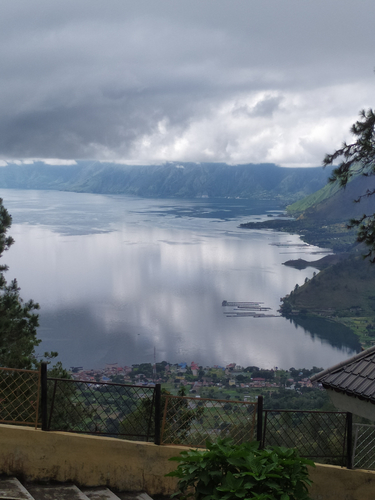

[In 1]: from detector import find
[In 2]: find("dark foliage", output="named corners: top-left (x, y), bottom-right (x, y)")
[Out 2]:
top-left (121, 386), bottom-right (204, 443)
top-left (0, 198), bottom-right (41, 368)
top-left (323, 108), bottom-right (375, 261)
top-left (263, 388), bottom-right (330, 411)
top-left (167, 438), bottom-right (314, 500)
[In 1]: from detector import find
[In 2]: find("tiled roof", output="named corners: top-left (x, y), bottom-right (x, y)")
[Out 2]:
top-left (310, 346), bottom-right (375, 402)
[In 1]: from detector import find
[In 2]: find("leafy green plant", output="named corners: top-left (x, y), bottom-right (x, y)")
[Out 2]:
top-left (166, 438), bottom-right (314, 500)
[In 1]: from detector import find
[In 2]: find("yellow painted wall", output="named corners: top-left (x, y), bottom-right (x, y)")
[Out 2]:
top-left (0, 424), bottom-right (182, 495)
top-left (0, 424), bottom-right (375, 499)
top-left (308, 463), bottom-right (375, 500)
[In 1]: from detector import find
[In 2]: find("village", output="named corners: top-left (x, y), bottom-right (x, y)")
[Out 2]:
top-left (69, 361), bottom-right (316, 402)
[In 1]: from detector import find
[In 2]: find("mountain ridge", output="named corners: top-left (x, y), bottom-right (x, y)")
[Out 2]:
top-left (0, 161), bottom-right (332, 203)
top-left (272, 172), bottom-right (375, 348)
top-left (287, 174), bottom-right (375, 223)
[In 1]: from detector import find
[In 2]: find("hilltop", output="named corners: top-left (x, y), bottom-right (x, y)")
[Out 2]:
top-left (0, 161), bottom-right (332, 204)
top-left (240, 173), bottom-right (375, 252)
top-left (279, 254), bottom-right (375, 348)
top-left (288, 172), bottom-right (375, 223)
top-left (280, 255), bottom-right (375, 317)
top-left (240, 170), bottom-right (375, 348)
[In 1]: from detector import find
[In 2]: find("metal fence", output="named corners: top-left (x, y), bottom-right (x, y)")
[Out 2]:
top-left (0, 363), bottom-right (361, 469)
top-left (261, 409), bottom-right (351, 467)
top-left (352, 423), bottom-right (375, 470)
top-left (45, 377), bottom-right (157, 440)
top-left (160, 395), bottom-right (258, 447)
top-left (0, 366), bottom-right (41, 428)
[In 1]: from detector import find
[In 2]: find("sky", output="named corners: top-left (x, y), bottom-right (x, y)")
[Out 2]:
top-left (0, 0), bottom-right (374, 168)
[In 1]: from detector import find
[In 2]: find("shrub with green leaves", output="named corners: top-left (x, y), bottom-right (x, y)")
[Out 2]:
top-left (166, 438), bottom-right (314, 500)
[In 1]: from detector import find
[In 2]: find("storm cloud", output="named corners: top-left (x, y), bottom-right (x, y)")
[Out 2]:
top-left (0, 0), bottom-right (374, 166)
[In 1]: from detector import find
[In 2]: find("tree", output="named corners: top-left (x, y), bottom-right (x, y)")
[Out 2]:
top-left (0, 198), bottom-right (41, 368)
top-left (324, 108), bottom-right (375, 261)
top-left (120, 386), bottom-right (204, 443)
top-left (45, 362), bottom-right (92, 432)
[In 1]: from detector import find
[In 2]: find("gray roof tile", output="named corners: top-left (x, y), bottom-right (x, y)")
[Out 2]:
top-left (359, 379), bottom-right (375, 397)
top-left (312, 346), bottom-right (375, 402)
top-left (356, 361), bottom-right (375, 378)
top-left (328, 371), bottom-right (351, 386)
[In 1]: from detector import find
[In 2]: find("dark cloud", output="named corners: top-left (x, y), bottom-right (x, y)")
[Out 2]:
top-left (233, 95), bottom-right (284, 118)
top-left (0, 0), bottom-right (374, 165)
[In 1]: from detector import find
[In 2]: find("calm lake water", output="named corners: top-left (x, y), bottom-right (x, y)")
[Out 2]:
top-left (0, 189), bottom-right (360, 370)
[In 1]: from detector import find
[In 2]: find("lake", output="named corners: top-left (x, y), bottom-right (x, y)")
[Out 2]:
top-left (0, 189), bottom-right (360, 370)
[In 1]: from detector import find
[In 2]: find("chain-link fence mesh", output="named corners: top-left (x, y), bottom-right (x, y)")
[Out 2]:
top-left (47, 378), bottom-right (156, 440)
top-left (160, 395), bottom-right (257, 447)
top-left (352, 423), bottom-right (375, 470)
top-left (0, 365), bottom-right (358, 468)
top-left (262, 410), bottom-right (348, 466)
top-left (0, 366), bottom-right (40, 428)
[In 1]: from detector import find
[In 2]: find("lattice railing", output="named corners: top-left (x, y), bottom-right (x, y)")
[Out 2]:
top-left (0, 366), bottom-right (40, 428)
top-left (47, 378), bottom-right (157, 440)
top-left (0, 364), bottom-right (356, 468)
top-left (262, 409), bottom-right (348, 466)
top-left (352, 423), bottom-right (375, 470)
top-left (161, 395), bottom-right (257, 447)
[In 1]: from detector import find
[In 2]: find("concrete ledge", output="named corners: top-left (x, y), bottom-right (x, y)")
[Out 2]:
top-left (0, 424), bottom-right (182, 495)
top-left (308, 463), bottom-right (375, 500)
top-left (1, 424), bottom-right (375, 499)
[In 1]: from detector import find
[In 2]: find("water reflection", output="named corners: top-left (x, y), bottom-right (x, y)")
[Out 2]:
top-left (0, 189), bottom-right (360, 370)
top-left (287, 316), bottom-right (361, 351)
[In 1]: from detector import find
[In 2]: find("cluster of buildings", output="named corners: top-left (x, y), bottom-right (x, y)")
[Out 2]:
top-left (69, 361), bottom-right (313, 393)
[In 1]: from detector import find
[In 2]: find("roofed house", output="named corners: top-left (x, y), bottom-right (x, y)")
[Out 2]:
top-left (310, 346), bottom-right (375, 420)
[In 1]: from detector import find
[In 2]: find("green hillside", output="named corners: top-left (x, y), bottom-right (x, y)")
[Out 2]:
top-left (241, 171), bottom-right (375, 252)
top-left (280, 255), bottom-right (375, 348)
top-left (240, 213), bottom-right (357, 252)
top-left (281, 255), bottom-right (375, 315)
top-left (287, 181), bottom-right (341, 214)
top-left (238, 167), bottom-right (375, 347)
top-left (288, 174), bottom-right (375, 223)
top-left (287, 163), bottom-right (365, 215)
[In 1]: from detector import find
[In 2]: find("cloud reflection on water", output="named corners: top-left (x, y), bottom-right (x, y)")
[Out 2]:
top-left (1, 190), bottom-right (360, 369)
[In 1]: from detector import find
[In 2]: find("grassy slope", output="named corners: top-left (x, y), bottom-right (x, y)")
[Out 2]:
top-left (287, 163), bottom-right (366, 215)
top-left (240, 216), bottom-right (358, 252)
top-left (273, 173), bottom-right (375, 348)
top-left (288, 174), bottom-right (375, 222)
top-left (287, 256), bottom-right (375, 313)
top-left (242, 174), bottom-right (375, 252)
top-left (283, 255), bottom-right (375, 348)
top-left (287, 181), bottom-right (341, 214)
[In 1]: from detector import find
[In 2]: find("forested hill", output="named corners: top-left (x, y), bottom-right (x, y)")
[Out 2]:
top-left (0, 161), bottom-right (332, 202)
top-left (287, 172), bottom-right (375, 223)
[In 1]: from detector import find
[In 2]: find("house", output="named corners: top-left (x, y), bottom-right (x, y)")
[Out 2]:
top-left (310, 345), bottom-right (375, 420)
top-left (191, 361), bottom-right (199, 376)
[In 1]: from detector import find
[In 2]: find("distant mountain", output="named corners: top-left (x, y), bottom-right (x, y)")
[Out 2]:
top-left (0, 161), bottom-right (332, 203)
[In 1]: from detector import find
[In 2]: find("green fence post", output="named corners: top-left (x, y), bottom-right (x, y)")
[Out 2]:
top-left (154, 384), bottom-right (161, 445)
top-left (41, 362), bottom-right (48, 431)
top-left (257, 395), bottom-right (263, 446)
top-left (347, 412), bottom-right (353, 469)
